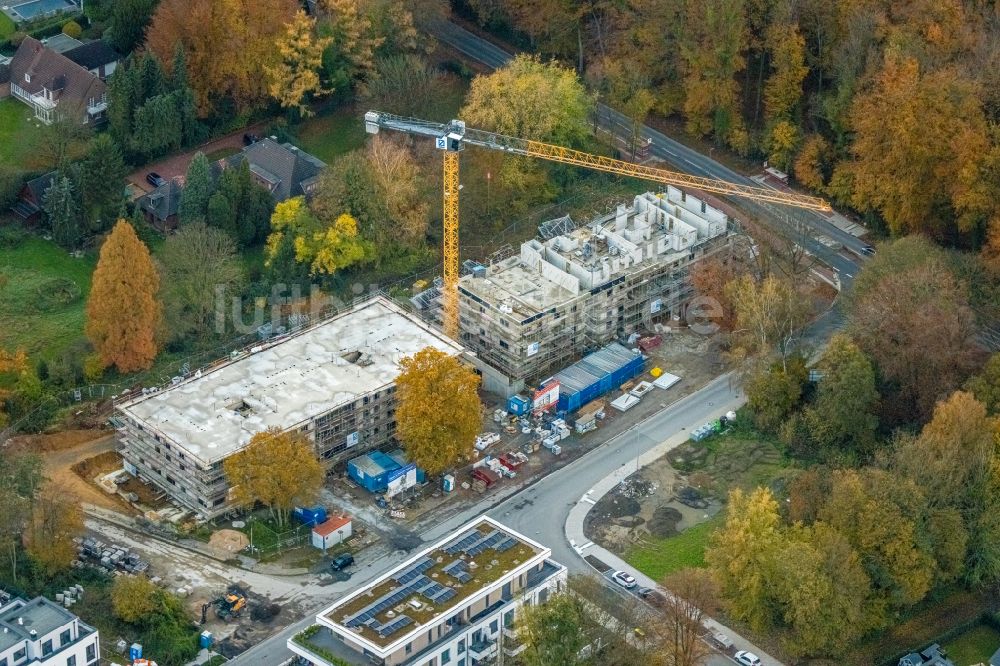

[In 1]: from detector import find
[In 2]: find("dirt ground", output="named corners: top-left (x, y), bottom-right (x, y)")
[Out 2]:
top-left (82, 516), bottom-right (331, 656)
top-left (584, 454), bottom-right (722, 555)
top-left (585, 427), bottom-right (799, 555)
top-left (14, 429), bottom-right (128, 511)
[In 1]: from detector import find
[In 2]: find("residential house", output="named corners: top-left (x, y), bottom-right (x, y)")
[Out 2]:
top-left (4, 37), bottom-right (108, 124)
top-left (63, 40), bottom-right (121, 80)
top-left (11, 171), bottom-right (55, 224)
top-left (898, 644), bottom-right (956, 666)
top-left (138, 179), bottom-right (182, 232)
top-left (0, 595), bottom-right (100, 666)
top-left (225, 137), bottom-right (326, 202)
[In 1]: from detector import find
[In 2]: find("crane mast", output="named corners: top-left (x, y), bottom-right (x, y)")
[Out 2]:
top-left (364, 111), bottom-right (831, 338)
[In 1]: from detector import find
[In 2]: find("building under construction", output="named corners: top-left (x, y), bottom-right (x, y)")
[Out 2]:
top-left (457, 188), bottom-right (731, 395)
top-left (112, 297), bottom-right (463, 518)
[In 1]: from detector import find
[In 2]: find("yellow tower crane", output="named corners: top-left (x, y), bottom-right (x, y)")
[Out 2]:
top-left (364, 111), bottom-right (831, 338)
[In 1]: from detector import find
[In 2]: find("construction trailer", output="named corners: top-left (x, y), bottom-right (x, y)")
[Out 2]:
top-left (347, 449), bottom-right (425, 495)
top-left (453, 189), bottom-right (730, 396)
top-left (553, 343), bottom-right (645, 412)
top-left (111, 297), bottom-right (462, 519)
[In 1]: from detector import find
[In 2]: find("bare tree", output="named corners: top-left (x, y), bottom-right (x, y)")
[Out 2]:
top-left (656, 568), bottom-right (719, 666)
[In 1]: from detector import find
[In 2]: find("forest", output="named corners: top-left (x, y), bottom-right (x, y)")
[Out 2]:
top-left (458, 0), bottom-right (1000, 248)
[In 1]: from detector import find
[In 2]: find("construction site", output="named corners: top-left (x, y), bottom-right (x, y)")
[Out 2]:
top-left (451, 187), bottom-right (731, 395)
top-left (111, 297), bottom-right (464, 518)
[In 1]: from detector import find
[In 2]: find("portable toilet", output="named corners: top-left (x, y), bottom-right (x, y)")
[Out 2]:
top-left (130, 643), bottom-right (143, 661)
top-left (199, 631), bottom-right (213, 649)
top-left (442, 474), bottom-right (455, 493)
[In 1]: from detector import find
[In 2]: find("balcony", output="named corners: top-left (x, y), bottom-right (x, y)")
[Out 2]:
top-left (503, 641), bottom-right (526, 657)
top-left (469, 638), bottom-right (498, 661)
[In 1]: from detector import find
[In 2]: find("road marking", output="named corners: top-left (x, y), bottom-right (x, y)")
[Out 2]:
top-left (581, 497), bottom-right (597, 505)
top-left (580, 541), bottom-right (594, 550)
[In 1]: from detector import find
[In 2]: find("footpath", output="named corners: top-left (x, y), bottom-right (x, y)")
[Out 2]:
top-left (563, 395), bottom-right (788, 666)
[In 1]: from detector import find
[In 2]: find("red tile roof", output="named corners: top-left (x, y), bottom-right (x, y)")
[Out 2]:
top-left (313, 515), bottom-right (352, 537)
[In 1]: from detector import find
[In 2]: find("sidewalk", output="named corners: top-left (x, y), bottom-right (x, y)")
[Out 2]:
top-left (563, 398), bottom-right (788, 666)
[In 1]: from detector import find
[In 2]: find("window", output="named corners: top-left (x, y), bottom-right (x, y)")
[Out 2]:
top-left (405, 642), bottom-right (412, 655)
top-left (490, 619), bottom-right (499, 633)
top-left (24, 73), bottom-right (30, 83)
top-left (86, 643), bottom-right (96, 662)
top-left (458, 641), bottom-right (465, 654)
top-left (67, 656), bottom-right (77, 666)
top-left (43, 640), bottom-right (53, 656)
top-left (441, 648), bottom-right (451, 664)
top-left (14, 647), bottom-right (26, 661)
top-left (60, 629), bottom-right (71, 645)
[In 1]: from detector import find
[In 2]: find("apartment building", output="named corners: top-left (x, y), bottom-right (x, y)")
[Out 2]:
top-left (288, 517), bottom-right (566, 666)
top-left (0, 596), bottom-right (100, 666)
top-left (112, 297), bottom-right (463, 518)
top-left (457, 188), bottom-right (730, 395)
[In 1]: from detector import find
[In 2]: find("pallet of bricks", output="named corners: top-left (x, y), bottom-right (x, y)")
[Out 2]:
top-left (75, 537), bottom-right (149, 574)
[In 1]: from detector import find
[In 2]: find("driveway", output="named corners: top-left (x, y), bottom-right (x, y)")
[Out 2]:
top-left (127, 122), bottom-right (268, 194)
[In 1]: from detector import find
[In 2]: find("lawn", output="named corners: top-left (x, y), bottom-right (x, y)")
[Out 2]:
top-left (0, 232), bottom-right (95, 360)
top-left (625, 514), bottom-right (723, 580)
top-left (293, 105), bottom-right (368, 164)
top-left (945, 623), bottom-right (1000, 666)
top-left (0, 12), bottom-right (14, 40)
top-left (293, 75), bottom-right (469, 164)
top-left (0, 99), bottom-right (47, 167)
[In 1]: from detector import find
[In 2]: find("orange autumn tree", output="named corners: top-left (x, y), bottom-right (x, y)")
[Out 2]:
top-left (145, 0), bottom-right (298, 116)
top-left (86, 220), bottom-right (162, 373)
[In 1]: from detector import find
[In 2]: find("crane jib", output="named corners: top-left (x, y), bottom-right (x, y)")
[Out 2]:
top-left (364, 110), bottom-right (830, 212)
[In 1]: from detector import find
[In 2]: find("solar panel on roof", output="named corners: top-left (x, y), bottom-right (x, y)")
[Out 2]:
top-left (444, 530), bottom-right (482, 554)
top-left (454, 571), bottom-right (472, 583)
top-left (432, 588), bottom-right (457, 603)
top-left (443, 559), bottom-right (468, 578)
top-left (379, 615), bottom-right (413, 637)
top-left (395, 556), bottom-right (435, 583)
top-left (467, 531), bottom-right (504, 556)
top-left (494, 536), bottom-right (517, 553)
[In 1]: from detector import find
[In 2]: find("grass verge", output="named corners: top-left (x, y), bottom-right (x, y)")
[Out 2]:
top-left (625, 514), bottom-right (723, 581)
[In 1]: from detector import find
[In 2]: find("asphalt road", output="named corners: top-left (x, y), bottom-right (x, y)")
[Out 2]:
top-left (427, 19), bottom-right (864, 285)
top-left (485, 373), bottom-right (741, 573)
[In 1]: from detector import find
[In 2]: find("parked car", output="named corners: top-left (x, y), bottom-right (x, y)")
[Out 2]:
top-left (612, 570), bottom-right (637, 589)
top-left (735, 650), bottom-right (762, 666)
top-left (330, 553), bottom-right (355, 571)
top-left (243, 133), bottom-right (260, 145)
top-left (146, 172), bottom-right (165, 188)
top-left (636, 587), bottom-right (666, 606)
top-left (860, 245), bottom-right (876, 256)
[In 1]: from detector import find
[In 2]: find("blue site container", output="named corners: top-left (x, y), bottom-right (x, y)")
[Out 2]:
top-left (507, 394), bottom-right (531, 416)
top-left (554, 343), bottom-right (645, 412)
top-left (348, 450), bottom-right (425, 493)
top-left (293, 505), bottom-right (328, 527)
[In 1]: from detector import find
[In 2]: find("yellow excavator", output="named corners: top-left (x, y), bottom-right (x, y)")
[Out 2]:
top-left (214, 586), bottom-right (247, 621)
top-left (364, 111), bottom-right (831, 339)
